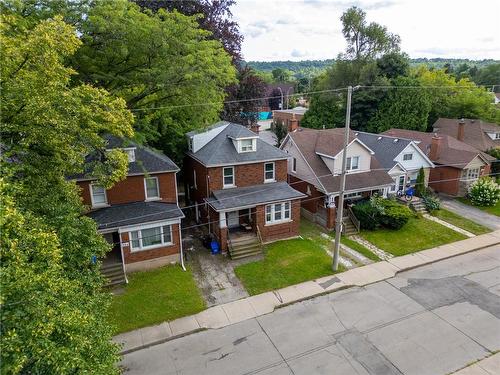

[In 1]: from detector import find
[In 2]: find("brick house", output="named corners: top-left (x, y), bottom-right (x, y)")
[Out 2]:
top-left (184, 122), bottom-right (305, 257)
top-left (383, 129), bottom-right (494, 196)
top-left (432, 118), bottom-right (500, 152)
top-left (280, 128), bottom-right (394, 231)
top-left (75, 136), bottom-right (184, 284)
top-left (273, 107), bottom-right (308, 132)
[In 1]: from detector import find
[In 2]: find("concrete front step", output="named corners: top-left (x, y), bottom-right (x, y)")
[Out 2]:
top-left (230, 249), bottom-right (262, 260)
top-left (101, 263), bottom-right (126, 287)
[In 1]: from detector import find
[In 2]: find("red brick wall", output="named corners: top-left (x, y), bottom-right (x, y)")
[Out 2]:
top-left (428, 166), bottom-right (461, 196)
top-left (78, 172), bottom-right (177, 207)
top-left (120, 223), bottom-right (180, 264)
top-left (185, 156), bottom-right (288, 201)
top-left (289, 175), bottom-right (324, 214)
top-left (273, 112), bottom-right (304, 130)
top-left (255, 199), bottom-right (301, 243)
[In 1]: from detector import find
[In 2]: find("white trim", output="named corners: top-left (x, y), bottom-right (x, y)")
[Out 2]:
top-left (129, 223), bottom-right (174, 252)
top-left (264, 162), bottom-right (276, 183)
top-left (291, 157), bottom-right (297, 173)
top-left (228, 135), bottom-right (258, 141)
top-left (265, 201), bottom-right (291, 225)
top-left (90, 183), bottom-right (108, 208)
top-left (144, 176), bottom-right (160, 200)
top-left (327, 183), bottom-right (394, 195)
top-left (186, 152), bottom-right (287, 168)
top-left (403, 142), bottom-right (435, 168)
top-left (237, 138), bottom-right (257, 153)
top-left (402, 152), bottom-right (413, 161)
top-left (222, 166), bottom-right (235, 188)
top-left (332, 138), bottom-right (375, 158)
top-left (316, 151), bottom-right (336, 160)
top-left (118, 218), bottom-right (181, 233)
top-left (388, 162), bottom-right (408, 175)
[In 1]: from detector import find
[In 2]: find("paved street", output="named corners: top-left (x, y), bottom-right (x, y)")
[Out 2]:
top-left (439, 195), bottom-right (500, 230)
top-left (122, 245), bottom-right (500, 375)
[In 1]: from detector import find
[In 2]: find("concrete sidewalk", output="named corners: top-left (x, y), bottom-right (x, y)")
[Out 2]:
top-left (452, 352), bottom-right (500, 374)
top-left (114, 230), bottom-right (500, 354)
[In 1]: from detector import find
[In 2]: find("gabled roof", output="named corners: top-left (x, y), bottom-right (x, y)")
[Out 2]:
top-left (432, 118), bottom-right (500, 152)
top-left (87, 201), bottom-right (184, 231)
top-left (382, 129), bottom-right (494, 168)
top-left (74, 135), bottom-right (179, 181)
top-left (286, 128), bottom-right (394, 194)
top-left (207, 181), bottom-right (306, 211)
top-left (187, 122), bottom-right (289, 166)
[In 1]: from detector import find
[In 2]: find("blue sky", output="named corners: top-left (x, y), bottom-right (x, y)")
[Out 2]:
top-left (232, 0), bottom-right (500, 61)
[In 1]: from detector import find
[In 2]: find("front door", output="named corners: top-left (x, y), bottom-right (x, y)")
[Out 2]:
top-left (227, 211), bottom-right (239, 228)
top-left (398, 175), bottom-right (405, 191)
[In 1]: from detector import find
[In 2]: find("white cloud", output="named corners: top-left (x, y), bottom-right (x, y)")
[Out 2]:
top-left (233, 0), bottom-right (500, 61)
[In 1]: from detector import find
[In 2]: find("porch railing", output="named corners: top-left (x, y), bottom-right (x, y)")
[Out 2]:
top-left (256, 224), bottom-right (263, 245)
top-left (346, 205), bottom-right (361, 233)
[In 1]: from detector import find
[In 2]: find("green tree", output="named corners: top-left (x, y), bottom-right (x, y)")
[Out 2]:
top-left (415, 167), bottom-right (426, 197)
top-left (341, 6), bottom-right (400, 60)
top-left (74, 0), bottom-right (236, 162)
top-left (367, 76), bottom-right (431, 133)
top-left (1, 14), bottom-right (134, 373)
top-left (272, 67), bottom-right (294, 83)
top-left (474, 63), bottom-right (500, 92)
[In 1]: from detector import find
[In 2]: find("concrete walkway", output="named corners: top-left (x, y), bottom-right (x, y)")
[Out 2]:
top-left (439, 195), bottom-right (500, 230)
top-left (114, 230), bottom-right (500, 355)
top-left (423, 213), bottom-right (476, 238)
top-left (452, 352), bottom-right (500, 375)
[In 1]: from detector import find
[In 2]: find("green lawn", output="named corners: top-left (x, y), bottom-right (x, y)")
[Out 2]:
top-left (360, 217), bottom-right (467, 256)
top-left (234, 237), bottom-right (342, 295)
top-left (109, 265), bottom-right (205, 334)
top-left (341, 236), bottom-right (380, 262)
top-left (430, 209), bottom-right (491, 235)
top-left (457, 197), bottom-right (500, 217)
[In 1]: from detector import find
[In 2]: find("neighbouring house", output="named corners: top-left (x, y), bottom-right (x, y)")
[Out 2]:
top-left (432, 118), bottom-right (500, 152)
top-left (355, 131), bottom-right (435, 194)
top-left (493, 92), bottom-right (500, 105)
top-left (280, 128), bottom-right (394, 231)
top-left (273, 106), bottom-right (308, 132)
top-left (75, 136), bottom-right (184, 284)
top-left (184, 121), bottom-right (305, 257)
top-left (382, 129), bottom-right (494, 197)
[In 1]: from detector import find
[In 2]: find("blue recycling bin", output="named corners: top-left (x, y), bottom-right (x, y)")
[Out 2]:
top-left (210, 240), bottom-right (220, 255)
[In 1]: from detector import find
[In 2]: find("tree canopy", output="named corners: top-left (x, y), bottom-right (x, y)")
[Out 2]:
top-left (1, 13), bottom-right (134, 374)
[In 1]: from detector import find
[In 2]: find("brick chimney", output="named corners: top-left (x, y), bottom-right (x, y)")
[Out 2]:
top-left (429, 134), bottom-right (442, 161)
top-left (457, 118), bottom-right (465, 141)
top-left (250, 123), bottom-right (260, 134)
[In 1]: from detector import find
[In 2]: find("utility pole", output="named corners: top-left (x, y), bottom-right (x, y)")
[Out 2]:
top-left (277, 87), bottom-right (284, 110)
top-left (333, 85), bottom-right (353, 271)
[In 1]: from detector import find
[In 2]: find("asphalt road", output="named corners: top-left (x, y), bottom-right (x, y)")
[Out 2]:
top-left (122, 245), bottom-right (500, 375)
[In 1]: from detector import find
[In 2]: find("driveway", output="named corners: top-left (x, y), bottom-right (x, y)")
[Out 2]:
top-left (439, 194), bottom-right (500, 230)
top-left (122, 245), bottom-right (500, 375)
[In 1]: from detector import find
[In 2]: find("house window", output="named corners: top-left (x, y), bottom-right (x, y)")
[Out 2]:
top-left (223, 166), bottom-right (235, 187)
top-left (90, 184), bottom-right (107, 207)
top-left (239, 139), bottom-right (255, 152)
top-left (408, 172), bottom-right (418, 185)
top-left (292, 157), bottom-right (297, 173)
top-left (466, 168), bottom-right (480, 180)
top-left (188, 137), bottom-right (193, 151)
top-left (265, 201), bottom-right (291, 224)
top-left (344, 192), bottom-right (362, 199)
top-left (129, 224), bottom-right (173, 251)
top-left (495, 133), bottom-right (500, 140)
top-left (264, 162), bottom-right (275, 182)
top-left (144, 177), bottom-right (160, 200)
top-left (346, 156), bottom-right (360, 171)
top-left (403, 153), bottom-right (413, 161)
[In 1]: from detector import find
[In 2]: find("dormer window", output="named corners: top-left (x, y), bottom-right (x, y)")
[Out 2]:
top-left (187, 137), bottom-right (193, 151)
top-left (238, 138), bottom-right (256, 153)
top-left (123, 148), bottom-right (136, 162)
top-left (403, 153), bottom-right (413, 161)
top-left (346, 156), bottom-right (360, 171)
top-left (495, 133), bottom-right (500, 140)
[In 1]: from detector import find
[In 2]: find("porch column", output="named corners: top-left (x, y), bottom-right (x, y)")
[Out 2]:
top-left (326, 195), bottom-right (336, 230)
top-left (218, 212), bottom-right (228, 252)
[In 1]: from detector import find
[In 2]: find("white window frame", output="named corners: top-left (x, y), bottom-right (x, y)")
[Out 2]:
top-left (292, 157), bottom-right (297, 173)
top-left (344, 192), bottom-right (362, 199)
top-left (90, 184), bottom-right (108, 208)
top-left (238, 138), bottom-right (256, 153)
top-left (466, 168), bottom-right (480, 180)
top-left (265, 201), bottom-right (291, 225)
top-left (408, 172), bottom-right (418, 185)
top-left (264, 162), bottom-right (275, 183)
top-left (188, 137), bottom-right (193, 151)
top-left (403, 153), bottom-right (413, 161)
top-left (144, 176), bottom-right (160, 200)
top-left (346, 156), bottom-right (360, 171)
top-left (123, 147), bottom-right (136, 162)
top-left (495, 133), bottom-right (500, 140)
top-left (129, 223), bottom-right (173, 252)
top-left (223, 166), bottom-right (235, 188)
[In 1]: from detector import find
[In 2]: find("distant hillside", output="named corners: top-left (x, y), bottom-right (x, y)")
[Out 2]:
top-left (247, 58), bottom-right (499, 72)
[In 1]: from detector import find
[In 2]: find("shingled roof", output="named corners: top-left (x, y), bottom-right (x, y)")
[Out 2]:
top-left (432, 118), bottom-right (500, 152)
top-left (356, 132), bottom-right (412, 170)
top-left (287, 128), bottom-right (393, 194)
top-left (187, 122), bottom-right (289, 166)
top-left (382, 129), bottom-right (494, 168)
top-left (74, 135), bottom-right (179, 180)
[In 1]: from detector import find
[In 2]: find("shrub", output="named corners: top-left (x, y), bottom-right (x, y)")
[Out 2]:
top-left (415, 167), bottom-right (426, 197)
top-left (422, 194), bottom-right (441, 211)
top-left (468, 177), bottom-right (500, 206)
top-left (352, 201), bottom-right (380, 230)
top-left (379, 199), bottom-right (413, 229)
